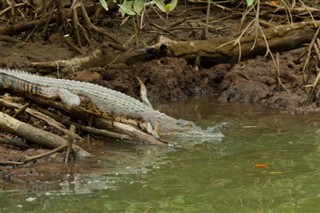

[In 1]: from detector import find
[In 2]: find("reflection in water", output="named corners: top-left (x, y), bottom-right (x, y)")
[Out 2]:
top-left (1, 144), bottom-right (175, 195)
top-left (2, 96), bottom-right (320, 212)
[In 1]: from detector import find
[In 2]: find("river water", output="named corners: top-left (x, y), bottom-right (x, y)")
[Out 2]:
top-left (1, 96), bottom-right (320, 212)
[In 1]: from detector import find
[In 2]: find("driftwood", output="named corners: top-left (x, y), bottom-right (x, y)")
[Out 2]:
top-left (23, 94), bottom-right (168, 146)
top-left (0, 111), bottom-right (90, 158)
top-left (0, 97), bottom-right (81, 139)
top-left (20, 125), bottom-right (76, 163)
top-left (31, 45), bottom-right (159, 72)
top-left (149, 21), bottom-right (320, 65)
top-left (94, 118), bottom-right (169, 146)
top-left (36, 106), bottom-right (131, 140)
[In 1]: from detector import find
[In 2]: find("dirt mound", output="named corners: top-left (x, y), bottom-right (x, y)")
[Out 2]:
top-left (70, 58), bottom-right (231, 103)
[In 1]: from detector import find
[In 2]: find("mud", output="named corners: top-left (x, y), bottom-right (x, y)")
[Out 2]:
top-left (80, 58), bottom-right (230, 103)
top-left (218, 50), bottom-right (320, 114)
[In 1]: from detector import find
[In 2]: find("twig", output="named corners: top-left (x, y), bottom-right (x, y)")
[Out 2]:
top-left (35, 105), bottom-right (130, 140)
top-left (24, 144), bottom-right (68, 162)
top-left (0, 161), bottom-right (24, 165)
top-left (71, 0), bottom-right (84, 47)
top-left (79, 2), bottom-right (120, 44)
top-left (301, 28), bottom-right (320, 84)
top-left (298, 0), bottom-right (317, 26)
top-left (254, 1), bottom-right (288, 92)
top-left (274, 52), bottom-right (289, 92)
top-left (205, 0), bottom-right (211, 39)
top-left (65, 125), bottom-right (76, 163)
top-left (13, 103), bottom-right (29, 118)
top-left (0, 2), bottom-right (27, 17)
top-left (279, 0), bottom-right (293, 23)
top-left (305, 66), bottom-right (320, 103)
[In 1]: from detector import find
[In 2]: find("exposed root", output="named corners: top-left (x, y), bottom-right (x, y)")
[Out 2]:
top-left (0, 0), bottom-right (120, 49)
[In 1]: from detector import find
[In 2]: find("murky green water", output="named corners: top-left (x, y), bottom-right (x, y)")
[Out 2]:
top-left (1, 96), bottom-right (320, 212)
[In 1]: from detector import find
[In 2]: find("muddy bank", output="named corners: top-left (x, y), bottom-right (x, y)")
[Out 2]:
top-left (0, 41), bottom-right (228, 103)
top-left (1, 40), bottom-right (315, 114)
top-left (218, 49), bottom-right (320, 114)
top-left (70, 58), bottom-right (230, 103)
top-left (69, 49), bottom-right (320, 115)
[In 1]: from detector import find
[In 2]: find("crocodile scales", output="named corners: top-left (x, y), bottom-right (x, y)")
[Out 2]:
top-left (0, 68), bottom-right (221, 137)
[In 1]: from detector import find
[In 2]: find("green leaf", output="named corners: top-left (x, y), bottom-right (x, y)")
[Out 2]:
top-left (100, 0), bottom-right (109, 11)
top-left (246, 0), bottom-right (254, 7)
top-left (153, 0), bottom-right (178, 13)
top-left (165, 0), bottom-right (177, 13)
top-left (153, 0), bottom-right (166, 13)
top-left (133, 0), bottom-right (145, 15)
top-left (118, 0), bottom-right (136, 16)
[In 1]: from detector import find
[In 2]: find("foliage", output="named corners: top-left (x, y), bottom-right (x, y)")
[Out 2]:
top-left (100, 0), bottom-right (116, 11)
top-left (246, 0), bottom-right (254, 7)
top-left (99, 0), bottom-right (178, 16)
top-left (153, 0), bottom-right (178, 13)
top-left (100, 0), bottom-right (111, 11)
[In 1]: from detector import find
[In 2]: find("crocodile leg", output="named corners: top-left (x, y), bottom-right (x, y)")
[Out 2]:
top-left (40, 87), bottom-right (81, 107)
top-left (136, 77), bottom-right (153, 109)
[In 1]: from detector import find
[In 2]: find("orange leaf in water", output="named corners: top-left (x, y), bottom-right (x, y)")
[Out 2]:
top-left (254, 163), bottom-right (268, 168)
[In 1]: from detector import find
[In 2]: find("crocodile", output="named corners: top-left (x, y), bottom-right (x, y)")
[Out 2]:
top-left (0, 68), bottom-right (222, 138)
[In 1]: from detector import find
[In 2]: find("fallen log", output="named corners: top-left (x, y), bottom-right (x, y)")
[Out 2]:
top-left (23, 94), bottom-right (169, 146)
top-left (149, 21), bottom-right (320, 65)
top-left (31, 21), bottom-right (320, 70)
top-left (0, 112), bottom-right (90, 158)
top-left (31, 45), bottom-right (160, 72)
top-left (36, 106), bottom-right (131, 140)
top-left (0, 97), bottom-right (82, 139)
top-left (94, 118), bottom-right (169, 146)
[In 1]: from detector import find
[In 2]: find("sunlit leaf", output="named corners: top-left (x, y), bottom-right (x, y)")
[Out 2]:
top-left (246, 0), bottom-right (254, 7)
top-left (100, 0), bottom-right (109, 11)
top-left (165, 0), bottom-right (177, 13)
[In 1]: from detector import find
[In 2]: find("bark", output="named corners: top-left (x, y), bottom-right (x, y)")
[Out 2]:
top-left (24, 94), bottom-right (168, 146)
top-left (0, 112), bottom-right (90, 158)
top-left (149, 21), bottom-right (320, 65)
top-left (32, 21), bottom-right (320, 70)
